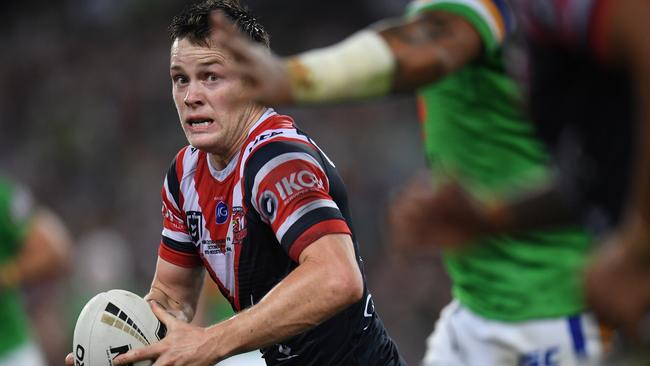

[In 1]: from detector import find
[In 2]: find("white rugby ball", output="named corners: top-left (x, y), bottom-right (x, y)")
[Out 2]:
top-left (72, 289), bottom-right (166, 366)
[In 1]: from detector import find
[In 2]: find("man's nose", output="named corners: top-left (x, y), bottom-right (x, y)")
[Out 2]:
top-left (184, 82), bottom-right (204, 106)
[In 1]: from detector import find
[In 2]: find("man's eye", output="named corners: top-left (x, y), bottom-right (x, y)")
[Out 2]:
top-left (207, 74), bottom-right (219, 82)
top-left (173, 75), bottom-right (188, 84)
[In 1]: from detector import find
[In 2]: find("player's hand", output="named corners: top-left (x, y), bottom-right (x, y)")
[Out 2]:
top-left (113, 301), bottom-right (218, 366)
top-left (209, 12), bottom-right (293, 106)
top-left (390, 176), bottom-right (493, 249)
top-left (65, 352), bottom-right (74, 366)
top-left (585, 231), bottom-right (650, 343)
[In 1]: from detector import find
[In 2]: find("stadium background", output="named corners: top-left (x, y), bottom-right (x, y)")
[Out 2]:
top-left (0, 0), bottom-right (452, 364)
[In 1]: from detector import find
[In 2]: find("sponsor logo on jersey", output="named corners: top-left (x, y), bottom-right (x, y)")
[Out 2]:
top-left (248, 131), bottom-right (284, 152)
top-left (162, 203), bottom-right (185, 230)
top-left (518, 346), bottom-right (559, 366)
top-left (202, 239), bottom-right (228, 255)
top-left (258, 191), bottom-right (278, 223)
top-left (274, 169), bottom-right (324, 201)
top-left (216, 201), bottom-right (229, 224)
top-left (231, 206), bottom-right (247, 245)
top-left (186, 211), bottom-right (203, 243)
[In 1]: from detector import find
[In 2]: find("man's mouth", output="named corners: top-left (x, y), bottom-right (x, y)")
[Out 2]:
top-left (186, 118), bottom-right (214, 127)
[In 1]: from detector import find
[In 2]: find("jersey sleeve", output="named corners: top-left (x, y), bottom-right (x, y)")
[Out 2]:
top-left (517, 0), bottom-right (614, 59)
top-left (407, 0), bottom-right (513, 56)
top-left (159, 156), bottom-right (202, 268)
top-left (245, 141), bottom-right (352, 262)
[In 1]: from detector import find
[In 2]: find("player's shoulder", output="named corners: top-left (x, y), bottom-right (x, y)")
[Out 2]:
top-left (166, 145), bottom-right (202, 183)
top-left (243, 134), bottom-right (323, 179)
top-left (243, 114), bottom-right (320, 165)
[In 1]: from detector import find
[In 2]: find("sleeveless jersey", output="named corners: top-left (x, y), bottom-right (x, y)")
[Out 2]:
top-left (407, 0), bottom-right (592, 321)
top-left (0, 178), bottom-right (33, 356)
top-left (158, 109), bottom-right (404, 365)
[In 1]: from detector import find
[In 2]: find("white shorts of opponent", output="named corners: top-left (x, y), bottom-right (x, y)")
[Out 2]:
top-left (422, 300), bottom-right (605, 366)
top-left (0, 341), bottom-right (46, 366)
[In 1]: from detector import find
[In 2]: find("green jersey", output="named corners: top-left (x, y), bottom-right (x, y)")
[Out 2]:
top-left (407, 0), bottom-right (592, 321)
top-left (0, 178), bottom-right (33, 355)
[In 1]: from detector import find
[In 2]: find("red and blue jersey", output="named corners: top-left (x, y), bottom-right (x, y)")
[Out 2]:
top-left (158, 109), bottom-right (404, 365)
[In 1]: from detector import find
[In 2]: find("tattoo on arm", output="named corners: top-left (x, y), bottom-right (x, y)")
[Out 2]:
top-left (378, 11), bottom-right (482, 91)
top-left (384, 13), bottom-right (455, 46)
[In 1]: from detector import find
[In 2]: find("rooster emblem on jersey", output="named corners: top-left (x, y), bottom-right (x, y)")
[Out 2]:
top-left (231, 207), bottom-right (247, 245)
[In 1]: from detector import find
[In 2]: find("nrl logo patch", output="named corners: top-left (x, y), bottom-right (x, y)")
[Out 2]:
top-left (186, 211), bottom-right (203, 243)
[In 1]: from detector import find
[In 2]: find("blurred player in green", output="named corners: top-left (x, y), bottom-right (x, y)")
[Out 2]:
top-left (0, 177), bottom-right (72, 366)
top-left (211, 1), bottom-right (604, 364)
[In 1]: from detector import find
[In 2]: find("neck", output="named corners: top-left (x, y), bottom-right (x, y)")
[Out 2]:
top-left (208, 105), bottom-right (266, 170)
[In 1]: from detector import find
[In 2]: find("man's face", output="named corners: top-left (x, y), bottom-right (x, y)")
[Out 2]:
top-left (170, 37), bottom-right (250, 155)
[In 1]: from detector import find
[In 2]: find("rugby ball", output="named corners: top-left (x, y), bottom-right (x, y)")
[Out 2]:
top-left (72, 289), bottom-right (166, 366)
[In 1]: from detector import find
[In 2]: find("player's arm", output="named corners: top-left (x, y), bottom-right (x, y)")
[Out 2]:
top-left (208, 233), bottom-right (362, 360)
top-left (0, 207), bottom-right (72, 289)
top-left (374, 11), bottom-right (482, 92)
top-left (144, 257), bottom-right (205, 323)
top-left (115, 234), bottom-right (361, 366)
top-left (608, 0), bottom-right (650, 257)
top-left (210, 10), bottom-right (482, 104)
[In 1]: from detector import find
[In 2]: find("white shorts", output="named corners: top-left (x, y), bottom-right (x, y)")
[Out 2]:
top-left (0, 341), bottom-right (46, 366)
top-left (422, 300), bottom-right (604, 366)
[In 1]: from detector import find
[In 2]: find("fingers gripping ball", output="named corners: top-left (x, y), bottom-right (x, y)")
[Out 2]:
top-left (72, 289), bottom-right (166, 365)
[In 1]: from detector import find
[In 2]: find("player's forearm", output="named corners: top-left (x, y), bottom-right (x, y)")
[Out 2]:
top-left (285, 12), bottom-right (480, 104)
top-left (484, 180), bottom-right (581, 234)
top-left (377, 11), bottom-right (482, 92)
top-left (206, 234), bottom-right (363, 360)
top-left (145, 258), bottom-right (205, 322)
top-left (613, 0), bottom-right (650, 257)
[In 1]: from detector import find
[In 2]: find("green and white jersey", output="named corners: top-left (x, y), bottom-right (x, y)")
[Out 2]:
top-left (407, 0), bottom-right (592, 321)
top-left (0, 178), bottom-right (34, 356)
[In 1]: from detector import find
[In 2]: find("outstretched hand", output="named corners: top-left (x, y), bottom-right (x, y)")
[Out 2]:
top-left (390, 176), bottom-right (497, 250)
top-left (209, 12), bottom-right (294, 106)
top-left (112, 301), bottom-right (217, 366)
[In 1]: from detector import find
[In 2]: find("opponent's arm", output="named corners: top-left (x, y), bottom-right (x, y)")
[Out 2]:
top-left (144, 257), bottom-right (206, 323)
top-left (375, 11), bottom-right (482, 92)
top-left (0, 208), bottom-right (72, 289)
top-left (612, 0), bottom-right (650, 257)
top-left (210, 11), bottom-right (482, 104)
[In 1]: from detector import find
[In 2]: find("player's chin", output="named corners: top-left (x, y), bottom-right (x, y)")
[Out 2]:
top-left (185, 134), bottom-right (220, 151)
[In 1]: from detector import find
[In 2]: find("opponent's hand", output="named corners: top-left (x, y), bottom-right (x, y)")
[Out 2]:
top-left (585, 232), bottom-right (650, 343)
top-left (113, 301), bottom-right (218, 366)
top-left (209, 12), bottom-right (293, 106)
top-left (390, 177), bottom-right (493, 249)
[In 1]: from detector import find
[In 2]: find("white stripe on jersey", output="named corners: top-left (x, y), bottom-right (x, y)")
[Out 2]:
top-left (251, 152), bottom-right (328, 212)
top-left (239, 128), bottom-right (312, 178)
top-left (162, 227), bottom-right (193, 243)
top-left (276, 199), bottom-right (340, 243)
top-left (409, 0), bottom-right (504, 40)
top-left (163, 176), bottom-right (181, 212)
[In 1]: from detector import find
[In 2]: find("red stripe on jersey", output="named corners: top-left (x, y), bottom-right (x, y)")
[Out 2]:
top-left (159, 241), bottom-right (203, 268)
top-left (162, 189), bottom-right (187, 233)
top-left (253, 155), bottom-right (331, 232)
top-left (248, 114), bottom-right (296, 138)
top-left (289, 219), bottom-right (352, 261)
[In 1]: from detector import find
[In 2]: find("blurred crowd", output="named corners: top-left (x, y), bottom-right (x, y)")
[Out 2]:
top-left (0, 0), bottom-right (449, 364)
